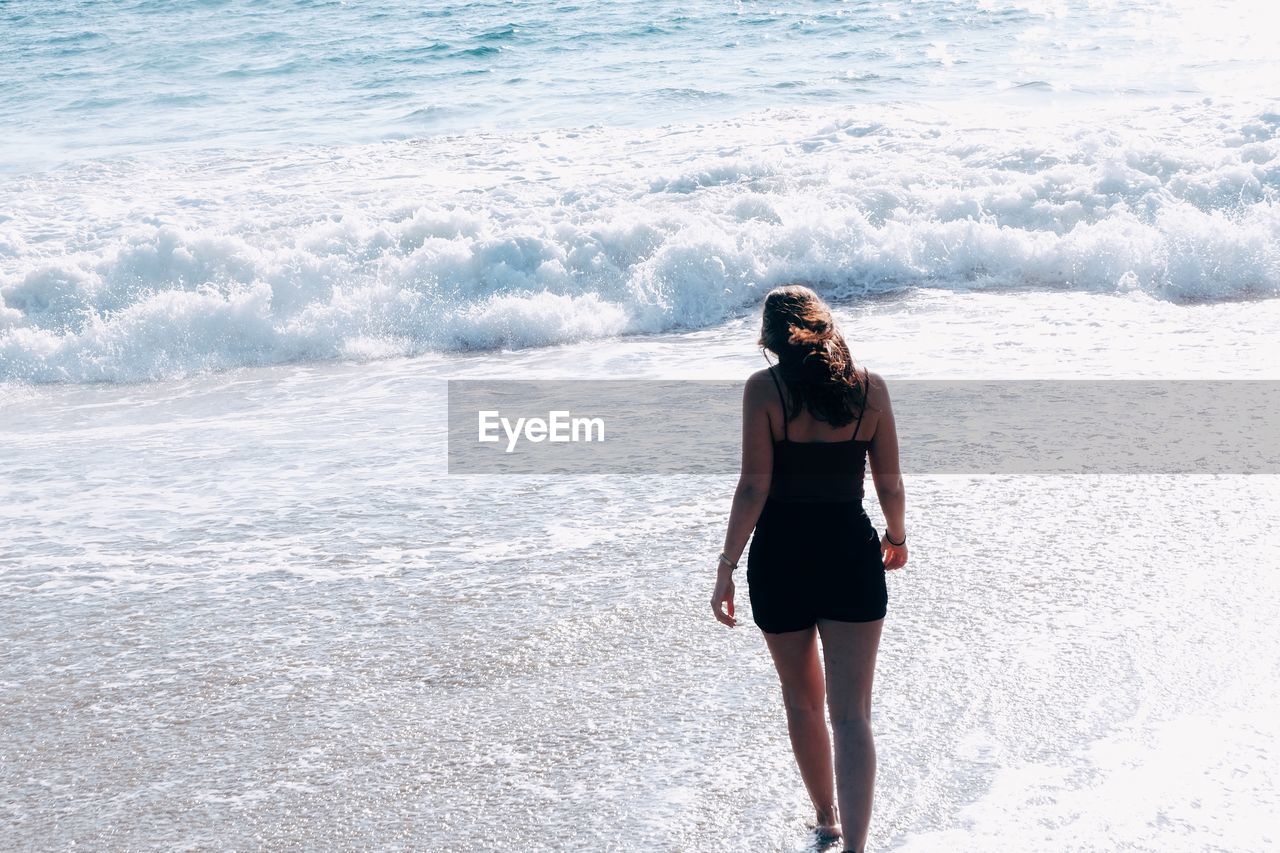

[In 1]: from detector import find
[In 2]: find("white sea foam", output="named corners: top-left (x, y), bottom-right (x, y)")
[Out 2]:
top-left (3, 98), bottom-right (1278, 383)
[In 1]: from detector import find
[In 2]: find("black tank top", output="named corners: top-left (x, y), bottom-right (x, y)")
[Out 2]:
top-left (766, 362), bottom-right (870, 504)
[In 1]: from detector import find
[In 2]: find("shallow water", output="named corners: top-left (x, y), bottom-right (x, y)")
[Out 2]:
top-left (3, 291), bottom-right (1279, 849)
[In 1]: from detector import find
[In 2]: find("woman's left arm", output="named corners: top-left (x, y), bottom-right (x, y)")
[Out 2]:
top-left (711, 374), bottom-right (774, 627)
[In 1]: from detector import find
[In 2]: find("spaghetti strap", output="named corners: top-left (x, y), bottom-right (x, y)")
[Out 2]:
top-left (763, 352), bottom-right (789, 441)
top-left (850, 367), bottom-right (869, 442)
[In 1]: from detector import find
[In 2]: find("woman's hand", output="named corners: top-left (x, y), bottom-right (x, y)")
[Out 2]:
top-left (881, 535), bottom-right (908, 570)
top-left (711, 567), bottom-right (739, 627)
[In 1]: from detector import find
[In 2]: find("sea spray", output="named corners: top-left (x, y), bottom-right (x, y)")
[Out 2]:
top-left (3, 100), bottom-right (1278, 383)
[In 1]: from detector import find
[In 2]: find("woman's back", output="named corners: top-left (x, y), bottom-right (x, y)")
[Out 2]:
top-left (766, 365), bottom-right (873, 504)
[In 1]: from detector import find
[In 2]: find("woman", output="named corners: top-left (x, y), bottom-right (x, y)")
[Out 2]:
top-left (711, 284), bottom-right (907, 853)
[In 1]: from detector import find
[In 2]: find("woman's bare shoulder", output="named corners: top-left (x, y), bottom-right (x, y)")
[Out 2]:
top-left (745, 366), bottom-right (778, 399)
top-left (862, 368), bottom-right (891, 408)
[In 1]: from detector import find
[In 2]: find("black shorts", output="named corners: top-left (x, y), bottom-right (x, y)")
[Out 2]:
top-left (746, 498), bottom-right (888, 633)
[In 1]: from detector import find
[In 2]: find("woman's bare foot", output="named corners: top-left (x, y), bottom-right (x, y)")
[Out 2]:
top-left (807, 804), bottom-right (841, 850)
top-left (810, 819), bottom-right (842, 851)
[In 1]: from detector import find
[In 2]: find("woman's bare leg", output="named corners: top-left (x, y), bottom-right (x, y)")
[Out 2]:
top-left (761, 625), bottom-right (840, 833)
top-left (816, 618), bottom-right (883, 853)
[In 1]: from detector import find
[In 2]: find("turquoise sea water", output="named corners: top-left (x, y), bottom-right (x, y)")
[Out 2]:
top-left (3, 0), bottom-right (1279, 383)
top-left (4, 0), bottom-right (1273, 166)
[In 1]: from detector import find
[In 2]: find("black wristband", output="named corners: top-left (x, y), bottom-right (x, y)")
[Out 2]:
top-left (885, 531), bottom-right (905, 547)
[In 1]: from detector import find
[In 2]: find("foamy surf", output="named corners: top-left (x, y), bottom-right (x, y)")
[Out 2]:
top-left (3, 98), bottom-right (1278, 384)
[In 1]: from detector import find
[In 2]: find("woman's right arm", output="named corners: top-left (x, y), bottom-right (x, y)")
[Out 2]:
top-left (867, 372), bottom-right (908, 570)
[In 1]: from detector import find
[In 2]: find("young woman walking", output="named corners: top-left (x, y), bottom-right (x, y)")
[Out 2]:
top-left (711, 285), bottom-right (908, 853)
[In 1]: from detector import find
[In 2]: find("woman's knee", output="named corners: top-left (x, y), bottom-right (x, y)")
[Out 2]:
top-left (827, 699), bottom-right (872, 730)
top-left (781, 683), bottom-right (826, 715)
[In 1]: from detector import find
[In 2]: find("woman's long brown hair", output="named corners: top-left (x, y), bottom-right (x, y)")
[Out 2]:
top-left (758, 284), bottom-right (866, 428)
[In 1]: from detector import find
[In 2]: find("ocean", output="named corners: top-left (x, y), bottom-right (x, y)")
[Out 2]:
top-left (2, 1), bottom-right (1278, 850)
